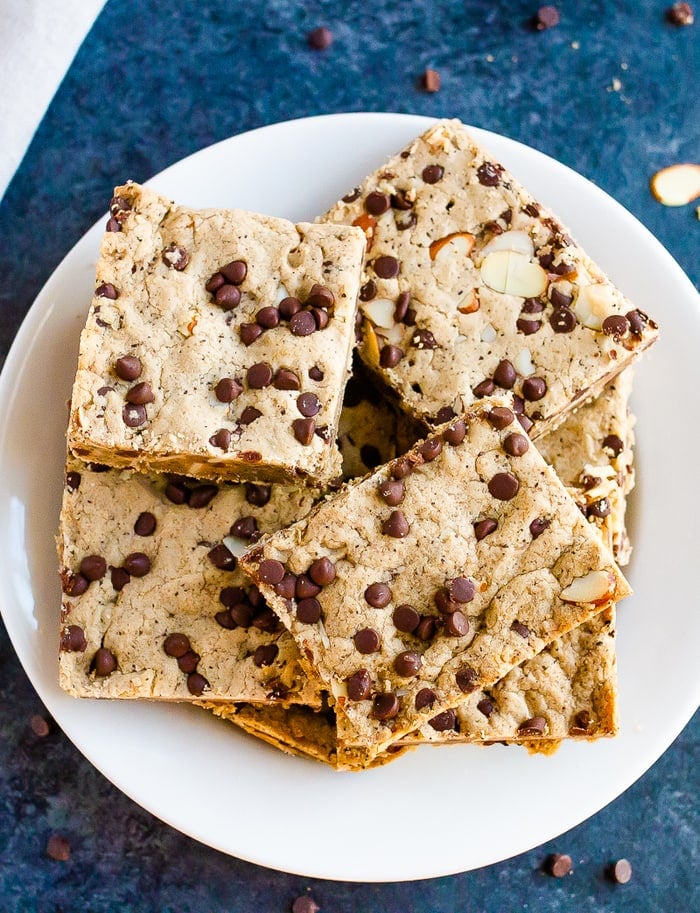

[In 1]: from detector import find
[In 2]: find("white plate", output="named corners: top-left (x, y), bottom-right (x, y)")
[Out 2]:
top-left (1, 113), bottom-right (698, 882)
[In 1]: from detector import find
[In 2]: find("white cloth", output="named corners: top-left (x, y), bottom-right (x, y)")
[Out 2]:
top-left (0, 0), bottom-right (106, 200)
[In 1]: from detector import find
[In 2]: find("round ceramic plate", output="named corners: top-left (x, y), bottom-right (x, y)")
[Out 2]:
top-left (0, 113), bottom-right (698, 882)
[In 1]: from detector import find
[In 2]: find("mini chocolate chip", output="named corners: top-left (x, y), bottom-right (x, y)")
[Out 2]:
top-left (297, 393), bottom-right (320, 417)
top-left (295, 574), bottom-right (321, 599)
top-left (602, 314), bottom-right (630, 337)
top-left (123, 552), bottom-right (150, 577)
top-left (450, 577), bottom-right (475, 603)
top-left (61, 625), bottom-right (87, 652)
top-left (422, 68), bottom-right (441, 92)
top-left (380, 344), bottom-right (403, 368)
top-left (374, 255), bottom-right (400, 279)
top-left (80, 554), bottom-right (107, 581)
top-left (205, 272), bottom-right (225, 293)
top-left (456, 665), bottom-right (479, 692)
top-left (125, 382), bottom-right (154, 405)
top-left (382, 510), bottom-right (410, 538)
top-left (476, 162), bottom-right (503, 186)
top-left (308, 25), bottom-right (333, 49)
top-left (110, 566), bottom-right (130, 590)
top-left (258, 559), bottom-right (285, 585)
top-left (274, 368), bottom-right (301, 390)
top-left (95, 282), bottom-right (118, 299)
top-left (517, 318), bottom-right (542, 335)
top-left (231, 516), bottom-right (259, 540)
top-left (343, 187), bottom-right (361, 203)
top-left (311, 307), bottom-right (329, 330)
top-left (65, 471), bottom-right (81, 492)
top-left (572, 709), bottom-right (592, 733)
top-left (411, 328), bottom-right (438, 349)
top-left (253, 644), bottom-right (278, 667)
top-left (394, 651), bottom-right (422, 677)
top-left (165, 481), bottom-right (189, 504)
top-left (359, 280), bottom-right (377, 302)
top-left (229, 602), bottom-right (253, 627)
top-left (378, 479), bottom-right (404, 506)
top-left (473, 378), bottom-right (495, 398)
top-left (220, 260), bottom-right (247, 285)
top-left (511, 620), bottom-right (531, 638)
top-left (391, 457), bottom-right (414, 479)
top-left (46, 834), bottom-right (71, 862)
top-left (415, 616), bottom-right (437, 641)
top-left (429, 709), bottom-right (457, 731)
top-left (279, 297), bottom-right (302, 320)
top-left (372, 692), bottom-right (400, 720)
top-left (391, 189), bottom-right (413, 211)
top-left (420, 437), bottom-right (443, 461)
top-left (256, 306), bottom-right (280, 329)
top-left (30, 715), bottom-right (50, 738)
top-left (550, 307), bottom-right (577, 333)
top-left (626, 308), bottom-right (645, 335)
top-left (209, 428), bottom-right (232, 450)
top-left (473, 518), bottom-right (498, 540)
top-left (274, 572), bottom-right (297, 599)
top-left (493, 359), bottom-right (517, 389)
top-left (162, 243), bottom-right (189, 270)
top-left (602, 434), bottom-right (624, 456)
top-left (422, 164), bottom-right (445, 184)
top-left (292, 417), bottom-right (315, 445)
top-left (247, 363), bottom-right (273, 389)
top-left (239, 405), bottom-right (263, 425)
top-left (393, 604), bottom-right (420, 633)
top-left (115, 355), bottom-right (142, 381)
top-left (518, 716), bottom-right (546, 735)
top-left (134, 511), bottom-right (156, 536)
top-left (186, 672), bottom-right (209, 696)
top-left (443, 420), bottom-right (467, 445)
top-left (397, 212), bottom-right (418, 231)
top-left (488, 472), bottom-right (520, 500)
top-left (208, 543), bottom-right (236, 571)
top-left (393, 294), bottom-right (410, 327)
top-left (346, 669), bottom-right (373, 701)
top-left (355, 628), bottom-right (381, 654)
top-left (106, 218), bottom-right (121, 232)
top-left (503, 432), bottom-right (529, 456)
top-left (415, 688), bottom-right (436, 710)
top-left (365, 582), bottom-right (392, 607)
top-left (309, 366), bottom-right (324, 383)
top-left (588, 498), bottom-right (611, 519)
top-left (445, 611), bottom-right (469, 636)
top-left (477, 697), bottom-right (494, 717)
top-left (177, 650), bottom-right (200, 673)
top-left (549, 287), bottom-right (572, 309)
top-left (308, 284), bottom-right (334, 307)
top-left (529, 517), bottom-right (551, 538)
top-left (523, 297), bottom-right (545, 313)
top-left (239, 323), bottom-right (264, 346)
top-left (365, 191), bottom-right (390, 215)
top-left (214, 284), bottom-right (241, 310)
top-left (163, 633), bottom-right (190, 658)
top-left (518, 413), bottom-right (534, 433)
top-left (93, 647), bottom-right (117, 676)
top-left (534, 5), bottom-right (560, 30)
top-left (215, 377), bottom-right (243, 402)
top-left (219, 586), bottom-right (245, 608)
top-left (290, 310), bottom-right (317, 336)
top-left (297, 597), bottom-right (322, 624)
top-left (123, 403), bottom-right (147, 427)
top-left (308, 557), bottom-right (336, 587)
top-left (245, 482), bottom-right (271, 506)
top-left (522, 376), bottom-right (547, 401)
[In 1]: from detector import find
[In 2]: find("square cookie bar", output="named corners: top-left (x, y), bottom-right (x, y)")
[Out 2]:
top-left (57, 456), bottom-right (319, 704)
top-left (321, 119), bottom-right (657, 437)
top-left (241, 401), bottom-right (631, 760)
top-left (67, 183), bottom-right (366, 486)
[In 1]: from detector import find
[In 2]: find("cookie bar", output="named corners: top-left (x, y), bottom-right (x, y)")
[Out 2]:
top-left (241, 402), bottom-right (631, 760)
top-left (57, 456), bottom-right (319, 703)
top-left (321, 119), bottom-right (657, 437)
top-left (67, 182), bottom-right (366, 486)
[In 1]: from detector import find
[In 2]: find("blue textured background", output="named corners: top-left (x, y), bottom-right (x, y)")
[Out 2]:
top-left (0, 1), bottom-right (698, 910)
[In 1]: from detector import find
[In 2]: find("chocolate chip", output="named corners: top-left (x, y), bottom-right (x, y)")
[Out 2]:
top-left (92, 647), bottom-right (117, 676)
top-left (607, 858), bottom-right (633, 884)
top-left (473, 518), bottom-right (498, 540)
top-left (486, 408), bottom-right (514, 432)
top-left (355, 628), bottom-right (381, 654)
top-left (382, 510), bottom-right (410, 538)
top-left (434, 408), bottom-right (457, 425)
top-left (602, 434), bottom-right (624, 457)
top-left (517, 318), bottom-right (541, 335)
top-left (297, 598), bottom-right (322, 624)
top-left (434, 588), bottom-right (458, 615)
top-left (511, 620), bottom-right (531, 638)
top-left (231, 516), bottom-right (259, 540)
top-left (476, 162), bottom-right (503, 186)
top-left (343, 187), bottom-right (361, 204)
top-left (473, 378), bottom-right (495, 398)
top-left (422, 68), bottom-right (441, 92)
top-left (588, 498), bottom-right (611, 519)
top-left (60, 625), bottom-right (87, 652)
top-left (125, 382), bottom-right (155, 405)
top-left (297, 393), bottom-right (320, 417)
top-left (391, 189), bottom-right (413, 211)
top-left (307, 25), bottom-right (333, 49)
top-left (308, 557), bottom-right (336, 586)
top-left (477, 697), bottom-right (494, 717)
top-left (391, 457), bottom-right (414, 479)
top-left (162, 243), bottom-right (189, 270)
top-left (164, 481), bottom-right (189, 504)
top-left (346, 669), bottom-right (372, 701)
top-left (247, 363), bottom-right (273, 389)
top-left (110, 195), bottom-right (131, 215)
top-left (450, 577), bottom-right (475, 603)
top-left (254, 306), bottom-right (279, 329)
top-left (602, 314), bottom-right (630, 337)
top-left (547, 853), bottom-right (572, 878)
top-left (360, 280), bottom-right (377, 301)
top-left (625, 309), bottom-right (646, 336)
top-left (134, 511), bottom-right (156, 536)
top-left (488, 472), bottom-right (520, 500)
top-left (415, 616), bottom-right (436, 641)
top-left (529, 517), bottom-right (551, 539)
top-left (412, 688), bottom-right (435, 711)
top-left (374, 255), bottom-right (400, 279)
top-left (220, 260), bottom-right (247, 285)
top-left (445, 611), bottom-right (469, 636)
top-left (273, 368), bottom-right (301, 391)
top-left (308, 365), bottom-right (324, 382)
top-left (393, 604), bottom-right (420, 633)
top-left (518, 716), bottom-right (546, 735)
top-left (571, 709), bottom-right (592, 734)
top-left (420, 437), bottom-right (443, 461)
top-left (65, 471), bottom-right (81, 492)
top-left (422, 164), bottom-right (444, 184)
top-left (46, 834), bottom-right (71, 862)
top-left (365, 191), bottom-right (390, 215)
top-left (253, 644), bottom-right (278, 667)
top-left (493, 359), bottom-right (517, 389)
top-left (123, 403), bottom-right (147, 427)
top-left (209, 428), bottom-right (232, 450)
top-left (411, 328), bottom-right (438, 349)
top-left (274, 572), bottom-right (297, 599)
top-left (443, 420), bottom-right (467, 445)
top-left (429, 709), bottom-right (457, 731)
top-left (380, 344), bottom-right (403, 368)
top-left (239, 323), bottom-right (264, 346)
top-left (79, 554), bottom-right (106, 582)
top-left (214, 284), bottom-right (242, 310)
top-left (110, 567), bottom-right (130, 590)
top-left (290, 310), bottom-right (317, 336)
top-left (205, 272), bottom-right (225, 293)
top-left (292, 417), bottom-right (316, 445)
top-left (549, 287), bottom-right (572, 309)
top-left (372, 692), bottom-right (401, 720)
top-left (295, 574), bottom-right (321, 599)
top-left (534, 5), bottom-right (560, 30)
top-left (456, 666), bottom-right (478, 692)
top-left (518, 413), bottom-right (534, 433)
top-left (239, 406), bottom-right (263, 425)
top-left (95, 282), bottom-right (118, 299)
top-left (396, 212), bottom-right (417, 231)
top-left (308, 284), bottom-right (334, 307)
top-left (186, 672), bottom-right (208, 696)
top-left (311, 307), bottom-right (329, 330)
top-left (365, 582), bottom-right (392, 608)
top-left (215, 377), bottom-right (243, 402)
top-left (115, 355), bottom-right (142, 381)
top-left (163, 632), bottom-right (190, 658)
top-left (219, 586), bottom-right (245, 608)
top-left (378, 479), bottom-right (404, 506)
top-left (550, 307), bottom-right (577, 333)
top-left (208, 543), bottom-right (236, 571)
top-left (394, 651), bottom-right (422, 677)
top-left (258, 559), bottom-right (285, 585)
top-left (503, 432), bottom-right (529, 456)
top-left (229, 601), bottom-right (253, 627)
top-left (177, 650), bottom-right (200, 674)
top-left (523, 297), bottom-right (545, 313)
top-left (123, 552), bottom-right (150, 577)
top-left (522, 376), bottom-right (547, 401)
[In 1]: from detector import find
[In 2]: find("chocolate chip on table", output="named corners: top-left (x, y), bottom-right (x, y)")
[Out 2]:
top-left (297, 392), bottom-right (320, 417)
top-left (493, 359), bottom-right (517, 389)
top-left (214, 284), bottom-right (241, 310)
top-left (666, 2), bottom-right (694, 25)
top-left (30, 714), bottom-right (51, 738)
top-left (374, 255), bottom-right (400, 279)
top-left (546, 853), bottom-right (572, 877)
top-left (123, 552), bottom-right (151, 577)
top-left (477, 697), bottom-right (494, 717)
top-left (534, 5), bottom-right (560, 29)
top-left (208, 543), bottom-right (236, 571)
top-left (290, 310), bottom-right (317, 336)
top-left (372, 692), bottom-right (401, 720)
top-left (308, 557), bottom-right (336, 586)
top-left (163, 632), bottom-right (190, 658)
top-left (393, 651), bottom-right (422, 677)
top-left (511, 620), bottom-right (531, 638)
top-left (382, 509), bottom-right (410, 538)
top-left (503, 432), bottom-right (529, 456)
top-left (473, 518), bottom-right (498, 540)
top-left (95, 282), bottom-right (118, 299)
top-left (355, 628), bottom-right (381, 654)
top-left (60, 625), bottom-right (87, 652)
top-left (115, 355), bottom-right (142, 381)
top-left (46, 834), bottom-right (71, 862)
top-left (365, 191), bottom-right (390, 215)
top-left (380, 344), bottom-right (403, 368)
top-left (134, 511), bottom-right (156, 536)
top-left (476, 162), bottom-right (503, 186)
top-left (209, 428), bottom-right (232, 450)
top-left (518, 716), bottom-right (546, 735)
top-left (444, 611), bottom-right (469, 636)
top-left (92, 647), bottom-right (118, 676)
top-left (240, 323), bottom-right (264, 346)
top-left (522, 376), bottom-right (547, 401)
top-left (456, 665), bottom-right (478, 692)
top-left (307, 25), bottom-right (333, 49)
top-left (258, 559), bottom-right (285, 585)
top-left (346, 669), bottom-right (372, 701)
top-left (253, 644), bottom-right (279, 667)
top-left (378, 479), bottom-right (404, 506)
top-left (393, 603), bottom-right (420, 633)
top-left (123, 403), bottom-right (147, 427)
top-left (292, 417), bottom-right (316, 445)
top-left (529, 517), bottom-right (551, 539)
top-left (220, 260), bottom-right (247, 284)
top-left (187, 672), bottom-right (209, 696)
top-left (247, 362), bottom-right (273, 389)
top-left (550, 307), bottom-right (577, 333)
top-left (162, 243), bottom-right (189, 270)
top-left (365, 582), bottom-right (392, 607)
top-left (443, 420), bottom-right (467, 445)
top-left (274, 368), bottom-right (301, 391)
top-left (473, 378), bottom-right (495, 398)
top-left (602, 314), bottom-right (630, 337)
top-left (429, 708), bottom-right (457, 732)
top-left (488, 472), bottom-right (520, 500)
top-left (421, 68), bottom-right (441, 92)
top-left (607, 858), bottom-right (633, 884)
top-left (422, 164), bottom-right (445, 184)
top-left (110, 566), bottom-right (130, 590)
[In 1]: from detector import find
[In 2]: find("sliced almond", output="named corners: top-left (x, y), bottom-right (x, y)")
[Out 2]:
top-left (480, 250), bottom-right (548, 298)
top-left (560, 570), bottom-right (615, 604)
top-left (650, 163), bottom-right (700, 207)
top-left (480, 322), bottom-right (497, 343)
top-left (274, 283), bottom-right (290, 304)
top-left (481, 229), bottom-right (534, 259)
top-left (378, 323), bottom-right (405, 346)
top-left (360, 297), bottom-right (396, 329)
top-left (429, 232), bottom-right (475, 263)
top-left (457, 288), bottom-right (480, 314)
top-left (513, 348), bottom-right (535, 377)
top-left (362, 318), bottom-right (380, 363)
top-left (574, 283), bottom-right (617, 331)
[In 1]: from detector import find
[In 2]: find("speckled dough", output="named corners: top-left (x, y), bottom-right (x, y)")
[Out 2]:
top-left (67, 183), bottom-right (366, 485)
top-left (321, 119), bottom-right (657, 436)
top-left (241, 401), bottom-right (631, 760)
top-left (57, 456), bottom-right (319, 703)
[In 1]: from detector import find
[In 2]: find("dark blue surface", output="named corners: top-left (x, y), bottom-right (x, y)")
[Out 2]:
top-left (0, 1), bottom-right (698, 909)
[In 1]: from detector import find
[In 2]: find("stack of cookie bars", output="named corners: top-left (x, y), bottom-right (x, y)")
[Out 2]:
top-left (58, 120), bottom-right (657, 770)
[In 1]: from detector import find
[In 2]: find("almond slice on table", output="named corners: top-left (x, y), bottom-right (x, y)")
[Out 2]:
top-left (650, 164), bottom-right (700, 207)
